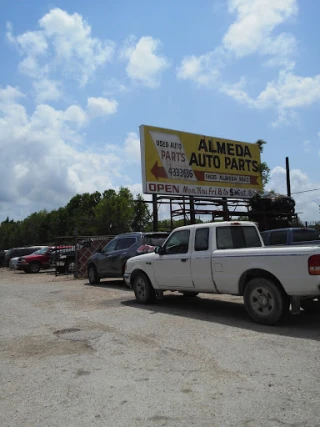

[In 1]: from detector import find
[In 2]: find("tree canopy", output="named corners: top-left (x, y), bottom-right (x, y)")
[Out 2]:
top-left (0, 188), bottom-right (151, 250)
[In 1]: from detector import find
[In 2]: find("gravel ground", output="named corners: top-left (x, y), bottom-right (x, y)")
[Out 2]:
top-left (1, 268), bottom-right (320, 427)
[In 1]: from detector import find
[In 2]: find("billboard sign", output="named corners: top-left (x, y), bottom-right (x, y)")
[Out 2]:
top-left (140, 125), bottom-right (262, 198)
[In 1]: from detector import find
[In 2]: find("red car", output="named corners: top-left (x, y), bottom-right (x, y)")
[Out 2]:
top-left (17, 246), bottom-right (72, 273)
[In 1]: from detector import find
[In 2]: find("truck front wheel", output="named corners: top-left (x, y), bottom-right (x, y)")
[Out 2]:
top-left (133, 272), bottom-right (155, 304)
top-left (244, 278), bottom-right (289, 325)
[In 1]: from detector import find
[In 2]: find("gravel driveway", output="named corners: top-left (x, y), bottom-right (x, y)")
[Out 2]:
top-left (1, 268), bottom-right (320, 427)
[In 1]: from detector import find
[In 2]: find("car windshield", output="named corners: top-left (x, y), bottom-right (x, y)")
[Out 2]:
top-left (33, 247), bottom-right (49, 255)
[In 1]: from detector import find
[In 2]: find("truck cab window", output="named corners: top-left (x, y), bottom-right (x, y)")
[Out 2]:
top-left (216, 226), bottom-right (262, 249)
top-left (165, 230), bottom-right (190, 254)
top-left (195, 228), bottom-right (209, 251)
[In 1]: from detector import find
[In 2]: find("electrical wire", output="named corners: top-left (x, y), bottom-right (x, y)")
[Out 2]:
top-left (291, 187), bottom-right (320, 195)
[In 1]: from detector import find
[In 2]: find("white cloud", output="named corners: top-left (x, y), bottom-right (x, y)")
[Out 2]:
top-left (221, 70), bottom-right (320, 125)
top-left (121, 36), bottom-right (169, 88)
top-left (0, 88), bottom-right (144, 220)
top-left (124, 132), bottom-right (141, 163)
top-left (87, 97), bottom-right (118, 118)
top-left (33, 78), bottom-right (62, 103)
top-left (0, 85), bottom-right (25, 102)
top-left (177, 0), bottom-right (298, 86)
top-left (223, 0), bottom-right (298, 58)
top-left (0, 87), bottom-right (124, 220)
top-left (7, 8), bottom-right (115, 86)
top-left (177, 48), bottom-right (226, 86)
top-left (267, 166), bottom-right (320, 221)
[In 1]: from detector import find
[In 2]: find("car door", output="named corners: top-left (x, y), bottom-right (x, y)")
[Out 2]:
top-left (98, 239), bottom-right (118, 275)
top-left (101, 237), bottom-right (137, 276)
top-left (190, 227), bottom-right (217, 292)
top-left (152, 229), bottom-right (194, 289)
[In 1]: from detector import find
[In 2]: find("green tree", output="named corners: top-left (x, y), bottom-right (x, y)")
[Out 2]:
top-left (94, 188), bottom-right (135, 235)
top-left (131, 194), bottom-right (151, 231)
top-left (256, 139), bottom-right (270, 189)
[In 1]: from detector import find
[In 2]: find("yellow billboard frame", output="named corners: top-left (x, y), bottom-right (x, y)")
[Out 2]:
top-left (140, 125), bottom-right (262, 198)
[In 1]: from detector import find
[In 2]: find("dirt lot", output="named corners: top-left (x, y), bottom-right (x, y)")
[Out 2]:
top-left (1, 268), bottom-right (320, 427)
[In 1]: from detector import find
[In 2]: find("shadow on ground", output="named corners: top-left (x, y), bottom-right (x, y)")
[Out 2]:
top-left (122, 293), bottom-right (320, 341)
top-left (84, 279), bottom-right (132, 292)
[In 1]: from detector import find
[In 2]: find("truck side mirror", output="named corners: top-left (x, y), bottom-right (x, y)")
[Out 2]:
top-left (155, 246), bottom-right (165, 255)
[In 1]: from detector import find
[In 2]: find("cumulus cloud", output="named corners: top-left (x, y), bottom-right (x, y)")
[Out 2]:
top-left (0, 87), bottom-right (134, 220)
top-left (177, 48), bottom-right (226, 86)
top-left (87, 97), bottom-right (118, 118)
top-left (124, 132), bottom-right (141, 163)
top-left (7, 8), bottom-right (115, 86)
top-left (177, 0), bottom-right (298, 86)
top-left (220, 70), bottom-right (320, 125)
top-left (33, 78), bottom-right (62, 103)
top-left (121, 36), bottom-right (170, 87)
top-left (223, 0), bottom-right (298, 58)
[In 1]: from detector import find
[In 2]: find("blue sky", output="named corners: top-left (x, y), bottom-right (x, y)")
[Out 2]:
top-left (1, 0), bottom-right (320, 222)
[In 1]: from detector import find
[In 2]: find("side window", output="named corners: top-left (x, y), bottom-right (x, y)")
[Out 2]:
top-left (165, 230), bottom-right (190, 254)
top-left (243, 227), bottom-right (262, 247)
top-left (270, 231), bottom-right (287, 245)
top-left (216, 228), bottom-right (233, 249)
top-left (293, 230), bottom-right (319, 243)
top-left (103, 240), bottom-right (117, 254)
top-left (115, 237), bottom-right (136, 250)
top-left (216, 226), bottom-right (262, 249)
top-left (195, 228), bottom-right (209, 251)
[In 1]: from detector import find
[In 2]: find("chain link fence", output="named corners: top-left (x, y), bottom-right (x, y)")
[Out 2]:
top-left (54, 235), bottom-right (115, 278)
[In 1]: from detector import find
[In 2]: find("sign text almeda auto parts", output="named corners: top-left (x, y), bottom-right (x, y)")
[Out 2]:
top-left (140, 125), bottom-right (262, 198)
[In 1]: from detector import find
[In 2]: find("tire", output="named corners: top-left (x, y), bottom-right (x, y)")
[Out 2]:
top-left (182, 291), bottom-right (199, 297)
top-left (300, 298), bottom-right (320, 313)
top-left (29, 262), bottom-right (40, 274)
top-left (133, 272), bottom-right (156, 304)
top-left (244, 277), bottom-right (289, 325)
top-left (65, 260), bottom-right (75, 274)
top-left (88, 265), bottom-right (100, 284)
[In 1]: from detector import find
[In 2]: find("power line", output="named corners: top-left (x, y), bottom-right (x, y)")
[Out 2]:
top-left (292, 187), bottom-right (320, 195)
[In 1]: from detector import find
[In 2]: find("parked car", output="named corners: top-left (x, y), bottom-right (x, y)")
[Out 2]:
top-left (17, 246), bottom-right (72, 273)
top-left (9, 257), bottom-right (20, 270)
top-left (50, 247), bottom-right (76, 274)
top-left (87, 232), bottom-right (170, 284)
top-left (0, 250), bottom-right (8, 267)
top-left (261, 228), bottom-right (320, 246)
top-left (50, 239), bottom-right (93, 274)
top-left (3, 246), bottom-right (45, 267)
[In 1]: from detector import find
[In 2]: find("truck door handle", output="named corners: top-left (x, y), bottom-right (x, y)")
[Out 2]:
top-left (181, 258), bottom-right (187, 262)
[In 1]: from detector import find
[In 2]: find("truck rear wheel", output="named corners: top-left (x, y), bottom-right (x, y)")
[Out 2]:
top-left (133, 272), bottom-right (155, 304)
top-left (244, 278), bottom-right (289, 325)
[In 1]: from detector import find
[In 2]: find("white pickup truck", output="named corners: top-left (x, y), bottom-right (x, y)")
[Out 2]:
top-left (124, 221), bottom-right (320, 325)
